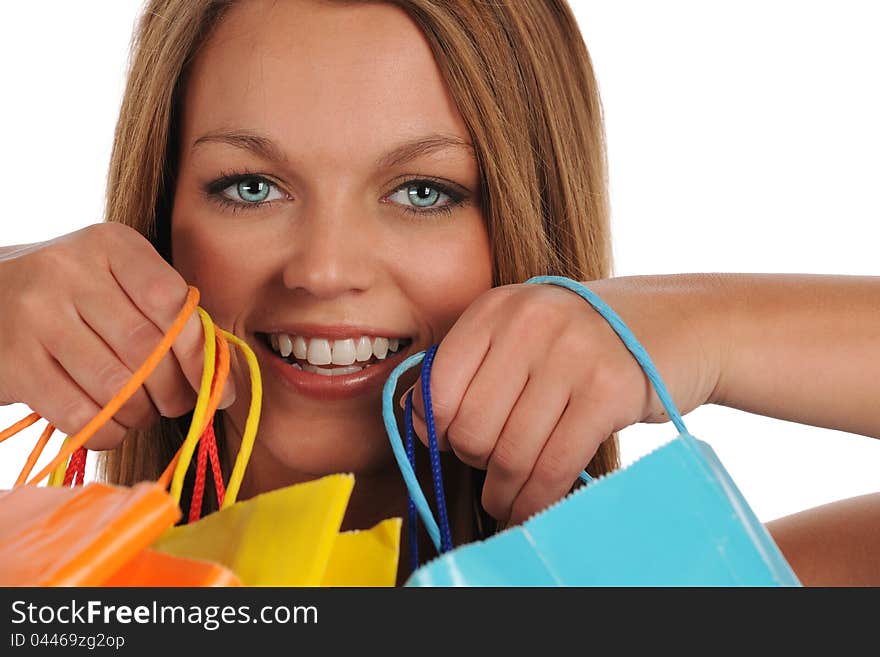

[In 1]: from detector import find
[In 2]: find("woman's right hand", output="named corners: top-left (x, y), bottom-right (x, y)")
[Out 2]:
top-left (0, 223), bottom-right (235, 450)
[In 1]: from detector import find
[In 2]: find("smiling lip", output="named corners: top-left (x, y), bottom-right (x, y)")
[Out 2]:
top-left (254, 333), bottom-right (413, 401)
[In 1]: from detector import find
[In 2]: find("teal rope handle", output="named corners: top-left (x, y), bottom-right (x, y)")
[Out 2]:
top-left (382, 276), bottom-right (693, 553)
top-left (383, 351), bottom-right (444, 549)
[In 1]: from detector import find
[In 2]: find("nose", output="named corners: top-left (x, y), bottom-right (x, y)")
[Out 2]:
top-left (281, 201), bottom-right (376, 300)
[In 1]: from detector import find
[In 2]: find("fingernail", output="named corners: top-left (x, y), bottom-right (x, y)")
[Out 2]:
top-left (219, 381), bottom-right (236, 409)
top-left (398, 384), bottom-right (416, 409)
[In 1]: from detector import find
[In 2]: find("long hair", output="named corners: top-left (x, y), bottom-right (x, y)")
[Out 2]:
top-left (100, 0), bottom-right (619, 516)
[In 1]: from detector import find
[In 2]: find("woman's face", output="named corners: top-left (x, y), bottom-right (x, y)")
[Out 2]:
top-left (171, 0), bottom-right (492, 485)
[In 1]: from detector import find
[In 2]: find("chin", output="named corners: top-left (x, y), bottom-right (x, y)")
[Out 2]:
top-left (257, 427), bottom-right (397, 480)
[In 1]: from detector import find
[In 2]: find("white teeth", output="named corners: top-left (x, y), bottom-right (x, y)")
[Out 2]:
top-left (270, 332), bottom-right (407, 363)
top-left (290, 362), bottom-right (302, 370)
top-left (277, 334), bottom-right (293, 358)
top-left (331, 338), bottom-right (357, 365)
top-left (372, 337), bottom-right (389, 360)
top-left (355, 336), bottom-right (373, 362)
top-left (306, 338), bottom-right (332, 365)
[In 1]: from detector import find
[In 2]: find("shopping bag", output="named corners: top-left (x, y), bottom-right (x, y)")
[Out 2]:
top-left (382, 276), bottom-right (801, 586)
top-left (153, 474), bottom-right (401, 586)
top-left (0, 481), bottom-right (179, 586)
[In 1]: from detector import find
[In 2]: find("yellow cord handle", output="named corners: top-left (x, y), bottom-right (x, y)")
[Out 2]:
top-left (168, 307), bottom-right (217, 503)
top-left (166, 326), bottom-right (261, 508)
top-left (217, 329), bottom-right (262, 509)
top-left (48, 439), bottom-right (70, 487)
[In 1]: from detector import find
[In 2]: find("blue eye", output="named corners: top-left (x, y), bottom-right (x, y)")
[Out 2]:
top-left (205, 173), bottom-right (285, 212)
top-left (236, 178), bottom-right (272, 203)
top-left (223, 176), bottom-right (284, 205)
top-left (387, 180), bottom-right (466, 217)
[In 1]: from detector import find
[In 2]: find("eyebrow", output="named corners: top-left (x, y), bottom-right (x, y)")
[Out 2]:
top-left (192, 130), bottom-right (475, 169)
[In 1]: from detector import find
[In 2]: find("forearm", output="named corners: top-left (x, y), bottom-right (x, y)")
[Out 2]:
top-left (767, 493), bottom-right (880, 586)
top-left (708, 273), bottom-right (880, 438)
top-left (588, 272), bottom-right (879, 438)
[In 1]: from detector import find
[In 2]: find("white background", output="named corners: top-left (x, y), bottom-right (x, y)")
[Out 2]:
top-left (1, 1), bottom-right (877, 522)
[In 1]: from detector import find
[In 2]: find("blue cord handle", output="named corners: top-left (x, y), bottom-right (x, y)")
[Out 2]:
top-left (382, 276), bottom-right (692, 554)
top-left (403, 391), bottom-right (420, 572)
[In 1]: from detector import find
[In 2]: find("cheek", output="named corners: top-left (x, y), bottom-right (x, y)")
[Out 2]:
top-left (170, 194), bottom-right (268, 324)
top-left (394, 214), bottom-right (493, 339)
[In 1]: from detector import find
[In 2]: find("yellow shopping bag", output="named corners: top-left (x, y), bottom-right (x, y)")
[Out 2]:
top-left (154, 473), bottom-right (401, 586)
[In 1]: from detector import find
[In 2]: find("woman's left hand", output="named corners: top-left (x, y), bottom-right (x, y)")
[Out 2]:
top-left (403, 278), bottom-right (723, 526)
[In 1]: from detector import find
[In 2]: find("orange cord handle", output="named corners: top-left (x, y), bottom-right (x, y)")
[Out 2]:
top-left (0, 412), bottom-right (41, 444)
top-left (14, 422), bottom-right (56, 486)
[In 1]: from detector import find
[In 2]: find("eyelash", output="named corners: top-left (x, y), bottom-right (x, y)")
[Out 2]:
top-left (203, 169), bottom-right (468, 217)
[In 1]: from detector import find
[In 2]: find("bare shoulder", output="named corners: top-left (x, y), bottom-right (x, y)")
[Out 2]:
top-left (766, 492), bottom-right (880, 586)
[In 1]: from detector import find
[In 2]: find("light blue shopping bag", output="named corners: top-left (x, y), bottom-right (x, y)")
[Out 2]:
top-left (382, 276), bottom-right (801, 586)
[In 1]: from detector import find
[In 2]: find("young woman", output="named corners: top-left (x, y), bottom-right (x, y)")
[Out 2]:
top-left (0, 0), bottom-right (877, 585)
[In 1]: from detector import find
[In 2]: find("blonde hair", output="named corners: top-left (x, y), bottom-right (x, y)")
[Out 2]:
top-left (100, 0), bottom-right (619, 515)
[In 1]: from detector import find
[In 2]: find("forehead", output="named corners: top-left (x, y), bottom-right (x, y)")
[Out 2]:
top-left (181, 0), bottom-right (469, 160)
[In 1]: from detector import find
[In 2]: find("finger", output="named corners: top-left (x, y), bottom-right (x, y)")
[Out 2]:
top-left (43, 305), bottom-right (159, 430)
top-left (75, 282), bottom-right (198, 418)
top-left (442, 343), bottom-right (529, 468)
top-left (104, 228), bottom-right (212, 400)
top-left (481, 371), bottom-right (571, 522)
top-left (508, 394), bottom-right (611, 526)
top-left (22, 345), bottom-right (130, 451)
top-left (406, 317), bottom-right (492, 450)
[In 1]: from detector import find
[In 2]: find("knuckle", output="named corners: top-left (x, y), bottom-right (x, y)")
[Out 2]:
top-left (589, 360), bottom-right (627, 401)
top-left (474, 285), bottom-right (513, 314)
top-left (447, 419), bottom-right (490, 466)
top-left (558, 324), bottom-right (592, 360)
top-left (489, 437), bottom-right (525, 479)
top-left (124, 317), bottom-right (160, 345)
top-left (424, 392), bottom-right (454, 427)
top-left (143, 274), bottom-right (187, 317)
top-left (90, 221), bottom-right (133, 245)
top-left (27, 246), bottom-right (80, 286)
top-left (533, 449), bottom-right (570, 488)
top-left (93, 361), bottom-right (132, 400)
top-left (56, 397), bottom-right (95, 436)
top-left (14, 285), bottom-right (51, 322)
